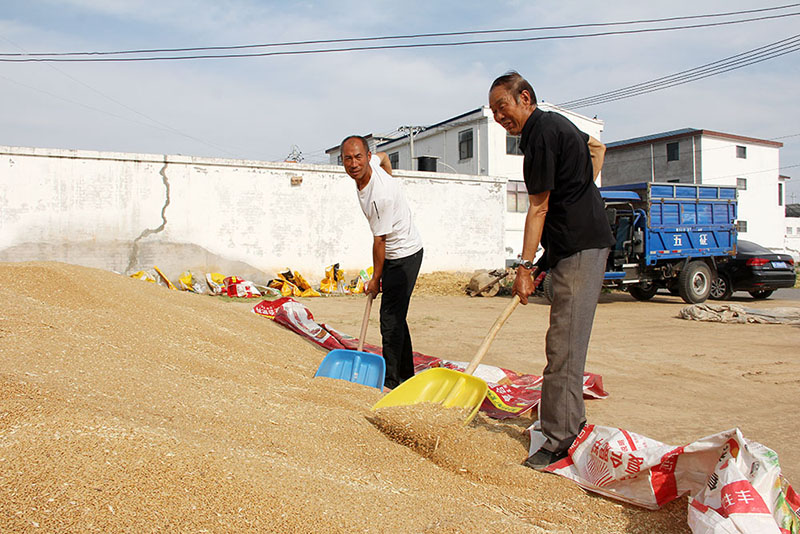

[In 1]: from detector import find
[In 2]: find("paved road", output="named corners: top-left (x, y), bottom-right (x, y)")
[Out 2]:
top-left (769, 287), bottom-right (800, 301)
top-left (724, 287), bottom-right (800, 302)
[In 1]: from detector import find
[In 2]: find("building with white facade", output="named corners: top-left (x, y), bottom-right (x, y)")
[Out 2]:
top-left (786, 203), bottom-right (800, 260)
top-left (327, 104), bottom-right (604, 259)
top-left (601, 129), bottom-right (785, 249)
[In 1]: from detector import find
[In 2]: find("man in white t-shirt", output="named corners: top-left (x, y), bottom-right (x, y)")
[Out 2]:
top-left (340, 135), bottom-right (424, 390)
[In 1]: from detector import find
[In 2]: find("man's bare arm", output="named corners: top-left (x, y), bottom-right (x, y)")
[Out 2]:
top-left (375, 152), bottom-right (393, 176)
top-left (587, 135), bottom-right (605, 181)
top-left (513, 191), bottom-right (550, 304)
top-left (366, 235), bottom-right (387, 295)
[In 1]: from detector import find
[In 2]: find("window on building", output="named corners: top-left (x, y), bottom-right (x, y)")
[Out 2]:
top-left (667, 178), bottom-right (680, 183)
top-left (666, 142), bottom-right (679, 162)
top-left (388, 152), bottom-right (399, 169)
top-left (506, 134), bottom-right (522, 155)
top-left (506, 181), bottom-right (528, 213)
top-left (337, 155), bottom-right (342, 165)
top-left (737, 178), bottom-right (747, 190)
top-left (737, 220), bottom-right (748, 232)
top-left (459, 129), bottom-right (473, 160)
top-left (778, 182), bottom-right (784, 206)
top-left (788, 227), bottom-right (794, 235)
top-left (736, 145), bottom-right (747, 159)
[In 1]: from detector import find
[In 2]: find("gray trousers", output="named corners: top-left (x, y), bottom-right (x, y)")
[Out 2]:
top-left (540, 247), bottom-right (610, 454)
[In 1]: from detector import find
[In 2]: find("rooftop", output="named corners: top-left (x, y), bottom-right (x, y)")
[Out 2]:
top-left (606, 128), bottom-right (783, 150)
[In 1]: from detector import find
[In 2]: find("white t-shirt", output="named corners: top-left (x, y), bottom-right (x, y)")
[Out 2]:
top-left (357, 155), bottom-right (423, 260)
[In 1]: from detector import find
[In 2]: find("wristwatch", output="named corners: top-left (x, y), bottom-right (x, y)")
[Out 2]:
top-left (518, 260), bottom-right (535, 270)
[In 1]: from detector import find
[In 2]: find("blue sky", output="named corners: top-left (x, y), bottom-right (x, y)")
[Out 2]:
top-left (2, 1), bottom-right (799, 200)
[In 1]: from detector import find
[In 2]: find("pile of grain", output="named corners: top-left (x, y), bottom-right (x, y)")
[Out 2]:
top-left (414, 271), bottom-right (472, 296)
top-left (371, 404), bottom-right (531, 486)
top-left (371, 403), bottom-right (470, 457)
top-left (0, 262), bottom-right (690, 533)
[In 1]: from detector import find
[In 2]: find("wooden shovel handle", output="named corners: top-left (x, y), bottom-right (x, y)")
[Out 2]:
top-left (470, 271), bottom-right (509, 297)
top-left (463, 267), bottom-right (541, 375)
top-left (464, 294), bottom-right (520, 375)
top-left (357, 293), bottom-right (374, 352)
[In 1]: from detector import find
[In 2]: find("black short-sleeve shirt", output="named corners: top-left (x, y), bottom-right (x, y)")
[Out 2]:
top-left (520, 107), bottom-right (614, 269)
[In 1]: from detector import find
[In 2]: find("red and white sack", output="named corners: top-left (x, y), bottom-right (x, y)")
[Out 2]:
top-left (527, 424), bottom-right (799, 533)
top-left (223, 276), bottom-right (262, 298)
top-left (253, 297), bottom-right (343, 351)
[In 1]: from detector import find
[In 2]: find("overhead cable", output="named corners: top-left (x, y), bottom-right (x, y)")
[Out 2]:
top-left (1, 11), bottom-right (799, 63)
top-left (2, 3), bottom-right (798, 58)
top-left (559, 34), bottom-right (800, 108)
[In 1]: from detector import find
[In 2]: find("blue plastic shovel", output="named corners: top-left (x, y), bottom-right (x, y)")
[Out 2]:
top-left (314, 294), bottom-right (385, 389)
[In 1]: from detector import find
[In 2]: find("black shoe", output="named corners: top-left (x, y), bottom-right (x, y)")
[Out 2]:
top-left (523, 448), bottom-right (568, 471)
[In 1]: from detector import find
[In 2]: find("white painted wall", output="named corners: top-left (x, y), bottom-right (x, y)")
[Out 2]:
top-left (784, 216), bottom-right (800, 260)
top-left (0, 145), bottom-right (506, 282)
top-left (699, 136), bottom-right (783, 248)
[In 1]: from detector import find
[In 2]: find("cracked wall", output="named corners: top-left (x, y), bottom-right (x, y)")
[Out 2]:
top-left (126, 159), bottom-right (170, 274)
top-left (0, 146), bottom-right (506, 280)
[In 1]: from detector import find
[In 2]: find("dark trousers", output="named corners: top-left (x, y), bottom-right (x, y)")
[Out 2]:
top-left (380, 248), bottom-right (423, 389)
top-left (540, 247), bottom-right (609, 454)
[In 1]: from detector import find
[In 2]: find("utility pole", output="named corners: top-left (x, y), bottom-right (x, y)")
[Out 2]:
top-left (285, 145), bottom-right (303, 163)
top-left (398, 125), bottom-right (425, 170)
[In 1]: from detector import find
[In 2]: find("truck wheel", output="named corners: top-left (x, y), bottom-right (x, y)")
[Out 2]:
top-left (709, 275), bottom-right (732, 300)
top-left (678, 261), bottom-right (712, 304)
top-left (629, 282), bottom-right (658, 301)
top-left (543, 272), bottom-right (554, 303)
top-left (748, 289), bottom-right (774, 300)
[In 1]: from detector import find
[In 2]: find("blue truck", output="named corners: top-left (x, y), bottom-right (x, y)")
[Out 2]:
top-left (597, 181), bottom-right (738, 303)
top-left (540, 181), bottom-right (738, 304)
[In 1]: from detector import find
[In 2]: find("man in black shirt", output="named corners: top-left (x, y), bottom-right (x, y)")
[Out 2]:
top-left (489, 71), bottom-right (614, 470)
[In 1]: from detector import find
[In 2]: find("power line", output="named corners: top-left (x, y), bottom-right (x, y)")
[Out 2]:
top-left (773, 133), bottom-right (800, 140)
top-left (3, 3), bottom-right (798, 58)
top-left (559, 34), bottom-right (800, 108)
top-left (0, 35), bottom-right (238, 157)
top-left (2, 11), bottom-right (800, 63)
top-left (0, 73), bottom-right (178, 132)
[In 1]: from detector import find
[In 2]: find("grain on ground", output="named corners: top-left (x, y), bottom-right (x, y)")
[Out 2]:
top-left (0, 261), bottom-right (690, 533)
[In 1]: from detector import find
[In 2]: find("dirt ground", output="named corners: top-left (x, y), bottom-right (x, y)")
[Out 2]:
top-left (1, 263), bottom-right (797, 533)
top-left (297, 284), bottom-right (800, 483)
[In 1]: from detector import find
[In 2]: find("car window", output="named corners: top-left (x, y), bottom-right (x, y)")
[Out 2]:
top-left (737, 240), bottom-right (771, 255)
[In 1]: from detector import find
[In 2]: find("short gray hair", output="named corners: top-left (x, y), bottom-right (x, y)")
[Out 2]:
top-left (490, 71), bottom-right (537, 105)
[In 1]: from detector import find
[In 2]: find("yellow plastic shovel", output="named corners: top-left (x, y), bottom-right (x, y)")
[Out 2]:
top-left (372, 294), bottom-right (521, 424)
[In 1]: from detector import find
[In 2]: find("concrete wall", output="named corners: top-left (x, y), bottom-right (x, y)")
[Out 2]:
top-left (0, 145), bottom-right (506, 282)
top-left (603, 135), bottom-right (701, 186)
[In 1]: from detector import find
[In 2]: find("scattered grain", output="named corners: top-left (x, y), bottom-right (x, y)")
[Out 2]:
top-left (0, 262), bottom-right (691, 533)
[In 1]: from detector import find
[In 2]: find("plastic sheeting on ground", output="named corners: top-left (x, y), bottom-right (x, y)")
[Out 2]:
top-left (530, 424), bottom-right (799, 534)
top-left (252, 297), bottom-right (608, 419)
top-left (679, 304), bottom-right (800, 325)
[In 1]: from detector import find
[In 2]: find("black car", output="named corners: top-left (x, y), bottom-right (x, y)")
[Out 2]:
top-left (709, 240), bottom-right (796, 300)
